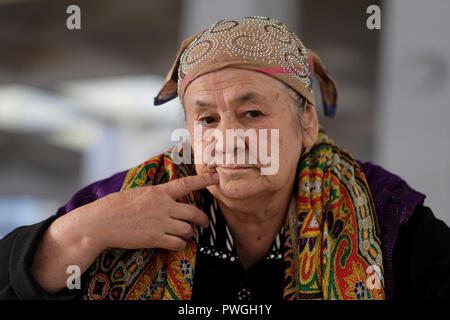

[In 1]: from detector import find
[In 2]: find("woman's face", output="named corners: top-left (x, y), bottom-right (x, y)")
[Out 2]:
top-left (184, 68), bottom-right (316, 201)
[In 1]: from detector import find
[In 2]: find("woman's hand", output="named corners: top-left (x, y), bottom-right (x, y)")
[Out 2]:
top-left (88, 172), bottom-right (219, 251)
top-left (31, 173), bottom-right (219, 293)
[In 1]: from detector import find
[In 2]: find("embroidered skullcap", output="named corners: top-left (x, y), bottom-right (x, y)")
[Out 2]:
top-left (154, 16), bottom-right (338, 117)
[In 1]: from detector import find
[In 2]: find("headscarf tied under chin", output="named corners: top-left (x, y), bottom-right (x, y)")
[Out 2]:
top-left (154, 16), bottom-right (338, 118)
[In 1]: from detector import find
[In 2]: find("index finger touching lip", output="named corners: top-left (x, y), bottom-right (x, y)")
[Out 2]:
top-left (161, 172), bottom-right (220, 199)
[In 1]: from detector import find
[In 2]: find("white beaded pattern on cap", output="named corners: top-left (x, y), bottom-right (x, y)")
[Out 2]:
top-left (177, 16), bottom-right (312, 93)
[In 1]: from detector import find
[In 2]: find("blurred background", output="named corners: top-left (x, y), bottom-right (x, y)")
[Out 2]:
top-left (0, 0), bottom-right (449, 237)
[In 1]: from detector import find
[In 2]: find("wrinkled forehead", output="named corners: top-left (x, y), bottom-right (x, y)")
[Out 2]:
top-left (183, 67), bottom-right (287, 106)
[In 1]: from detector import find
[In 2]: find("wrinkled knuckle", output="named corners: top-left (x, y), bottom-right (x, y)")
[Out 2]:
top-left (148, 185), bottom-right (162, 195)
top-left (178, 178), bottom-right (192, 190)
top-left (173, 238), bottom-right (187, 251)
top-left (148, 234), bottom-right (161, 248)
top-left (184, 207), bottom-right (196, 220)
top-left (190, 208), bottom-right (206, 224)
top-left (183, 224), bottom-right (194, 238)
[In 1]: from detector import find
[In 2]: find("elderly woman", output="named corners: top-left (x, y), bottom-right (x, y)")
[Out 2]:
top-left (1, 17), bottom-right (449, 300)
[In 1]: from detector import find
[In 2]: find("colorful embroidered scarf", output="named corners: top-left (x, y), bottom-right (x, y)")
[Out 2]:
top-left (81, 129), bottom-right (385, 300)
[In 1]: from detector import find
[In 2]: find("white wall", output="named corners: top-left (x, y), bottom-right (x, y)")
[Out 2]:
top-left (375, 0), bottom-right (450, 225)
top-left (179, 0), bottom-right (301, 39)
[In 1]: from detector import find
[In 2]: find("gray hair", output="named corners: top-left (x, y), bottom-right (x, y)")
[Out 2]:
top-left (276, 81), bottom-right (307, 129)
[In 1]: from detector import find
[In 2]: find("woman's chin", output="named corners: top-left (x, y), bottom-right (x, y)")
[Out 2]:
top-left (207, 179), bottom-right (261, 200)
top-left (200, 166), bottom-right (267, 200)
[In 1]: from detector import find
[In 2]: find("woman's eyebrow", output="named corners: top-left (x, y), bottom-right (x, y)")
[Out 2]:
top-left (233, 92), bottom-right (257, 104)
top-left (193, 91), bottom-right (261, 109)
top-left (231, 91), bottom-right (267, 107)
top-left (193, 99), bottom-right (215, 108)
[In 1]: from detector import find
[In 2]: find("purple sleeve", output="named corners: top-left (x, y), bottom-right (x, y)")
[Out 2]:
top-left (357, 160), bottom-right (426, 300)
top-left (55, 170), bottom-right (128, 217)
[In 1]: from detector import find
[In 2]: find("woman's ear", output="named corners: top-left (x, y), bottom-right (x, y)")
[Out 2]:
top-left (301, 103), bottom-right (319, 148)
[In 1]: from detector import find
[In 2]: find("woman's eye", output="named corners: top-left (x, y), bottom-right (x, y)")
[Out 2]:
top-left (245, 110), bottom-right (262, 118)
top-left (199, 116), bottom-right (216, 125)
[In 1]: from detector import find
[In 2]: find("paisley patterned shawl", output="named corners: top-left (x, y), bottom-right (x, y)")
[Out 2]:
top-left (81, 129), bottom-right (385, 300)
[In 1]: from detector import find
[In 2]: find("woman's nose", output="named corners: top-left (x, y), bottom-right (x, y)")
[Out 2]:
top-left (216, 112), bottom-right (244, 132)
top-left (215, 113), bottom-right (243, 143)
top-left (214, 114), bottom-right (247, 163)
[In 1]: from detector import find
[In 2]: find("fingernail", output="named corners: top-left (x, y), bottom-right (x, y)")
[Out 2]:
top-left (211, 173), bottom-right (219, 181)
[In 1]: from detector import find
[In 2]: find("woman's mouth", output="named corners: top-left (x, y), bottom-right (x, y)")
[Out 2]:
top-left (215, 165), bottom-right (258, 171)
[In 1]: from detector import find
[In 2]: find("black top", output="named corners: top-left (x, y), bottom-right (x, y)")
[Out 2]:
top-left (1, 203), bottom-right (449, 300)
top-left (191, 195), bottom-right (286, 301)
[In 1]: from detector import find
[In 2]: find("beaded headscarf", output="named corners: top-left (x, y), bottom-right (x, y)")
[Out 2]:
top-left (154, 16), bottom-right (338, 117)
